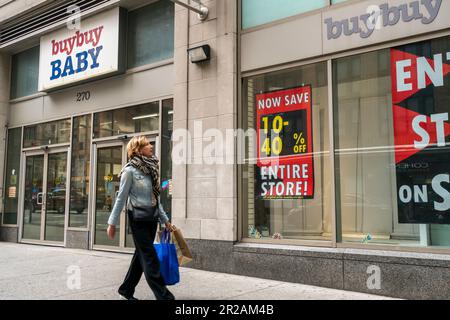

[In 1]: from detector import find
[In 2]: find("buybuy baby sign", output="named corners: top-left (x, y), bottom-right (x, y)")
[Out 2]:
top-left (38, 7), bottom-right (124, 91)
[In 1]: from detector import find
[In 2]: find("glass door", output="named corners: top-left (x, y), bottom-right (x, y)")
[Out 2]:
top-left (22, 155), bottom-right (45, 240)
top-left (92, 137), bottom-right (157, 250)
top-left (44, 152), bottom-right (68, 242)
top-left (21, 150), bottom-right (68, 243)
top-left (94, 144), bottom-right (124, 248)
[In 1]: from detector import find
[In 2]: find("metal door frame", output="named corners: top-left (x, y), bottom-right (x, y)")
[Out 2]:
top-left (91, 140), bottom-right (127, 251)
top-left (90, 135), bottom-right (159, 252)
top-left (18, 146), bottom-right (70, 246)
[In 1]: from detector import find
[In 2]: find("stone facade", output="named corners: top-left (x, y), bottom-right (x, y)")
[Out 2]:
top-left (186, 240), bottom-right (450, 300)
top-left (172, 0), bottom-right (237, 243)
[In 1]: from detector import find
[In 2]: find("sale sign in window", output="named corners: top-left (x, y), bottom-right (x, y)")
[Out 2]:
top-left (255, 85), bottom-right (314, 199)
top-left (391, 38), bottom-right (450, 224)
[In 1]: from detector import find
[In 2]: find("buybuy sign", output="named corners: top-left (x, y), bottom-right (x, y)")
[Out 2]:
top-left (50, 26), bottom-right (104, 80)
top-left (39, 7), bottom-right (125, 91)
top-left (325, 0), bottom-right (442, 40)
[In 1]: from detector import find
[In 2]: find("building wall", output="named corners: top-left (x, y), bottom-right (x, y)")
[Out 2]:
top-left (0, 0), bottom-right (238, 245)
top-left (0, 0), bottom-right (50, 24)
top-left (232, 0), bottom-right (450, 299)
top-left (1, 0), bottom-right (449, 301)
top-left (185, 240), bottom-right (450, 299)
top-left (0, 0), bottom-right (176, 247)
top-left (172, 0), bottom-right (238, 242)
top-left (9, 64), bottom-right (174, 127)
top-left (241, 0), bottom-right (450, 72)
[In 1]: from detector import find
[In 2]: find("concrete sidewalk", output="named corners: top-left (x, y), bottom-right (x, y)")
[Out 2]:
top-left (0, 242), bottom-right (396, 300)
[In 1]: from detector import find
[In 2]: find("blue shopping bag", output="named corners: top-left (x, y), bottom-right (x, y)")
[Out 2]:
top-left (154, 229), bottom-right (180, 285)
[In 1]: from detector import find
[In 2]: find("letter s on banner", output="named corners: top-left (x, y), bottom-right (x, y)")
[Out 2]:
top-left (432, 174), bottom-right (450, 211)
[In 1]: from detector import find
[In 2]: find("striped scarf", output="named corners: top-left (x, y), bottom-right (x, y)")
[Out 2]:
top-left (121, 155), bottom-right (160, 203)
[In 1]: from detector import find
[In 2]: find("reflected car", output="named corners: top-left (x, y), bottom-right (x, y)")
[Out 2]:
top-left (46, 189), bottom-right (87, 214)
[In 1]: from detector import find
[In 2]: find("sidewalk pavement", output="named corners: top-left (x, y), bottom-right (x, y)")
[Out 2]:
top-left (0, 242), bottom-right (397, 300)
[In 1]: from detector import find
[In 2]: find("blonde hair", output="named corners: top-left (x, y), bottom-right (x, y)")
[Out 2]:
top-left (127, 136), bottom-right (150, 159)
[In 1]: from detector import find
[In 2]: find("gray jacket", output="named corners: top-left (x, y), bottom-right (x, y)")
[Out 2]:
top-left (107, 165), bottom-right (169, 226)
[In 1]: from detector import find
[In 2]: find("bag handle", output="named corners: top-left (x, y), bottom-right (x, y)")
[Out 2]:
top-left (161, 228), bottom-right (174, 244)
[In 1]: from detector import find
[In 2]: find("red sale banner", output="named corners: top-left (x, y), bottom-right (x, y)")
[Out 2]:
top-left (391, 40), bottom-right (450, 224)
top-left (255, 85), bottom-right (314, 199)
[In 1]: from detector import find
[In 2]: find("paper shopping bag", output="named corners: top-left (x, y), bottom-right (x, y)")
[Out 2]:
top-left (172, 228), bottom-right (193, 266)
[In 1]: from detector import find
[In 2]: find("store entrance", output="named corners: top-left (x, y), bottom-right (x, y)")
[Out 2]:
top-left (91, 136), bottom-right (157, 251)
top-left (21, 148), bottom-right (69, 244)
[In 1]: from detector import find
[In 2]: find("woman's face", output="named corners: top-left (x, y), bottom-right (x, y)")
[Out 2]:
top-left (140, 140), bottom-right (153, 157)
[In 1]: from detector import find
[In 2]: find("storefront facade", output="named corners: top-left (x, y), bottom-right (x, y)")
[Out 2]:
top-left (0, 0), bottom-right (177, 251)
top-left (235, 0), bottom-right (450, 299)
top-left (0, 0), bottom-right (238, 275)
top-left (1, 0), bottom-right (450, 299)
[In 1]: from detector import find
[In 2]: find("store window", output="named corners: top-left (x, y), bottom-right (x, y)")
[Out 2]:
top-left (127, 0), bottom-right (174, 69)
top-left (93, 102), bottom-right (160, 139)
top-left (160, 99), bottom-right (173, 220)
top-left (242, 62), bottom-right (331, 241)
top-left (2, 128), bottom-right (22, 225)
top-left (10, 46), bottom-right (39, 99)
top-left (333, 35), bottom-right (450, 248)
top-left (23, 119), bottom-right (71, 148)
top-left (242, 0), bottom-right (328, 29)
top-left (69, 115), bottom-right (91, 228)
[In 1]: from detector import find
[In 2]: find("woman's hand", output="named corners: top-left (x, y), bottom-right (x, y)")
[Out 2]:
top-left (165, 222), bottom-right (176, 232)
top-left (107, 225), bottom-right (116, 239)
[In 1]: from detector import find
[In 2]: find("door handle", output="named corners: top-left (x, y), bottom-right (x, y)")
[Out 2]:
top-left (37, 192), bottom-right (43, 205)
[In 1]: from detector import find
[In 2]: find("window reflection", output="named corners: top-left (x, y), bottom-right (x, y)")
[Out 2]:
top-left (3, 128), bottom-right (22, 225)
top-left (69, 115), bottom-right (91, 228)
top-left (333, 42), bottom-right (450, 248)
top-left (242, 62), bottom-right (331, 241)
top-left (23, 119), bottom-right (71, 148)
top-left (160, 99), bottom-right (173, 219)
top-left (93, 102), bottom-right (160, 139)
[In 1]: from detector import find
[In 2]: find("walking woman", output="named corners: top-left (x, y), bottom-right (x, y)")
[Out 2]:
top-left (107, 136), bottom-right (176, 300)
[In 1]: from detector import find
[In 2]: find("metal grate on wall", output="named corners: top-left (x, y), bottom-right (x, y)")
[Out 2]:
top-left (0, 0), bottom-right (111, 47)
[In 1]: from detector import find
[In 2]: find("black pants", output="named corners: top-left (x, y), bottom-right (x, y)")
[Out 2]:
top-left (118, 211), bottom-right (174, 300)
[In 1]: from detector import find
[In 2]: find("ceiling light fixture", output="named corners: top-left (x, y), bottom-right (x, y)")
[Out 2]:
top-left (132, 113), bottom-right (158, 120)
